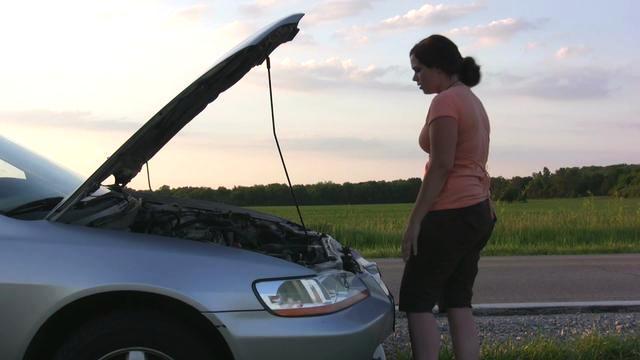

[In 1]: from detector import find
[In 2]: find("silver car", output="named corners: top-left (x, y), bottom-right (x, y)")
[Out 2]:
top-left (0, 14), bottom-right (394, 360)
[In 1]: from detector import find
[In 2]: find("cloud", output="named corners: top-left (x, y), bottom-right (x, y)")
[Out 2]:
top-left (618, 121), bottom-right (640, 130)
top-left (525, 41), bottom-right (541, 51)
top-left (213, 20), bottom-right (258, 47)
top-left (294, 30), bottom-right (318, 46)
top-left (515, 71), bottom-right (610, 100)
top-left (305, 0), bottom-right (377, 25)
top-left (280, 136), bottom-right (418, 159)
top-left (171, 4), bottom-right (210, 23)
top-left (489, 67), bottom-right (614, 100)
top-left (239, 0), bottom-right (280, 16)
top-left (555, 45), bottom-right (590, 60)
top-left (578, 120), bottom-right (640, 131)
top-left (334, 26), bottom-right (370, 44)
top-left (1, 110), bottom-right (140, 132)
top-left (249, 57), bottom-right (412, 92)
top-left (491, 144), bottom-right (640, 178)
top-left (146, 134), bottom-right (419, 160)
top-left (376, 2), bottom-right (485, 31)
top-left (333, 2), bottom-right (484, 43)
top-left (448, 18), bottom-right (540, 46)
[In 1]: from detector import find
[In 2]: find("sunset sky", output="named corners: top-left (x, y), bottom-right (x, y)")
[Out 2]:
top-left (2, 0), bottom-right (639, 190)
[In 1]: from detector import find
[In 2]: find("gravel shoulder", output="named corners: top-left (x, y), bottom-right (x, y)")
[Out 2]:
top-left (383, 311), bottom-right (640, 358)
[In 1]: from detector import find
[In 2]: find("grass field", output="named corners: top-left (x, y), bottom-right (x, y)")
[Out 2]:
top-left (252, 197), bottom-right (640, 258)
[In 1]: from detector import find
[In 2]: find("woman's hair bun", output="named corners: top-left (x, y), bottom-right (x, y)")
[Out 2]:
top-left (459, 56), bottom-right (481, 87)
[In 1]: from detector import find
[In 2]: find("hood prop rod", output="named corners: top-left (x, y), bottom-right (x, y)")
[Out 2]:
top-left (266, 56), bottom-right (307, 235)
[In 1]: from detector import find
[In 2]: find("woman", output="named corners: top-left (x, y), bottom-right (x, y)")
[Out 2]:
top-left (399, 34), bottom-right (496, 360)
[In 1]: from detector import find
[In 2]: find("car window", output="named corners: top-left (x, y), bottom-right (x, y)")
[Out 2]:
top-left (0, 137), bottom-right (83, 213)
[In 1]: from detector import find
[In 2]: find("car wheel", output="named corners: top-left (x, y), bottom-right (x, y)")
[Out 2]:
top-left (52, 310), bottom-right (217, 360)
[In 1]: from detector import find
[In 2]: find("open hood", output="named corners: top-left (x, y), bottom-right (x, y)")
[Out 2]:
top-left (47, 14), bottom-right (303, 221)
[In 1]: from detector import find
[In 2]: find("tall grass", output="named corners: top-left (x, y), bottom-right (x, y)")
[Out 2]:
top-left (252, 197), bottom-right (640, 258)
top-left (488, 197), bottom-right (640, 256)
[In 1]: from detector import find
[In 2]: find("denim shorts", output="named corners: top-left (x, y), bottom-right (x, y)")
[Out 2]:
top-left (399, 199), bottom-right (495, 313)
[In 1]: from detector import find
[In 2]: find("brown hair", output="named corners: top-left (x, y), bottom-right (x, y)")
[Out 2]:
top-left (410, 34), bottom-right (481, 87)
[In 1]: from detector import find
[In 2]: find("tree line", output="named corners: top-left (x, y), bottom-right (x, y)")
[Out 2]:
top-left (153, 164), bottom-right (640, 206)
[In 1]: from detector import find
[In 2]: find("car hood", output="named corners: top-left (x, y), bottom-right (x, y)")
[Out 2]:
top-left (47, 14), bottom-right (303, 221)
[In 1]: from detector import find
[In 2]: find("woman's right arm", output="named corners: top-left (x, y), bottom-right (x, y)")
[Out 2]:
top-left (402, 116), bottom-right (458, 261)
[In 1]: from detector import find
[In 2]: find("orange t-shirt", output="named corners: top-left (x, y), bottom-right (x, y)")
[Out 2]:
top-left (419, 84), bottom-right (491, 211)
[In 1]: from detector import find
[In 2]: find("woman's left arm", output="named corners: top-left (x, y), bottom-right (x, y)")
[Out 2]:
top-left (402, 116), bottom-right (458, 261)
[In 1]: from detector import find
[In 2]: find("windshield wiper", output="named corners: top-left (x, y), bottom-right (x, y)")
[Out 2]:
top-left (4, 196), bottom-right (64, 217)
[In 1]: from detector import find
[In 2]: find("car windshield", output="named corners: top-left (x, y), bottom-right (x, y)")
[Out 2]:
top-left (0, 136), bottom-right (83, 214)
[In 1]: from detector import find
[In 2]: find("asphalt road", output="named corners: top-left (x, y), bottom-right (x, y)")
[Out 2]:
top-left (374, 254), bottom-right (640, 304)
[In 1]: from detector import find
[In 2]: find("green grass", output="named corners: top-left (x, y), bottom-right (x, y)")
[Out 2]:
top-left (251, 197), bottom-right (640, 258)
top-left (393, 334), bottom-right (640, 360)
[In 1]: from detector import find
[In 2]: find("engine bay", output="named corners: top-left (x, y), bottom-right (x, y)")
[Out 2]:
top-left (132, 202), bottom-right (330, 266)
top-left (62, 190), bottom-right (353, 271)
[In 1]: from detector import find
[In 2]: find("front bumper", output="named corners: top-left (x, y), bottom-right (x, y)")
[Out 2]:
top-left (205, 277), bottom-right (394, 360)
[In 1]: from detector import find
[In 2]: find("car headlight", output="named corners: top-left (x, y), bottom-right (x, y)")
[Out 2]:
top-left (254, 271), bottom-right (369, 317)
top-left (355, 256), bottom-right (391, 297)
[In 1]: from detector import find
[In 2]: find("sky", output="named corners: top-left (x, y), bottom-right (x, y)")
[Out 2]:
top-left (2, 0), bottom-right (639, 190)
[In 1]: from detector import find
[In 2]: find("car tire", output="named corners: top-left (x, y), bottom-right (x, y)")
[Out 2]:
top-left (52, 309), bottom-right (217, 360)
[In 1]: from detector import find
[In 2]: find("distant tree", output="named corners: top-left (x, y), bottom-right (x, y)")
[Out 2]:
top-left (499, 186), bottom-right (521, 202)
top-left (524, 167), bottom-right (552, 198)
top-left (612, 169), bottom-right (640, 197)
top-left (490, 176), bottom-right (509, 201)
top-left (157, 185), bottom-right (171, 194)
top-left (151, 164), bottom-right (640, 205)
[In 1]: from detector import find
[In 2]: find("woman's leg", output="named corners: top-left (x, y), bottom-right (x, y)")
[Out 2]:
top-left (444, 204), bottom-right (494, 360)
top-left (447, 307), bottom-right (480, 360)
top-left (407, 312), bottom-right (440, 360)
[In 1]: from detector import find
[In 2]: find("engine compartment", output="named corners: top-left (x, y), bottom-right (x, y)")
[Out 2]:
top-left (132, 202), bottom-right (331, 266)
top-left (63, 190), bottom-right (351, 271)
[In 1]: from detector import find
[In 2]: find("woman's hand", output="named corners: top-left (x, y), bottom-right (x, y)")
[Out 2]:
top-left (402, 222), bottom-right (420, 262)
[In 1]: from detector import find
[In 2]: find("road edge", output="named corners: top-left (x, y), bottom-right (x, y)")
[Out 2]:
top-left (394, 301), bottom-right (640, 316)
